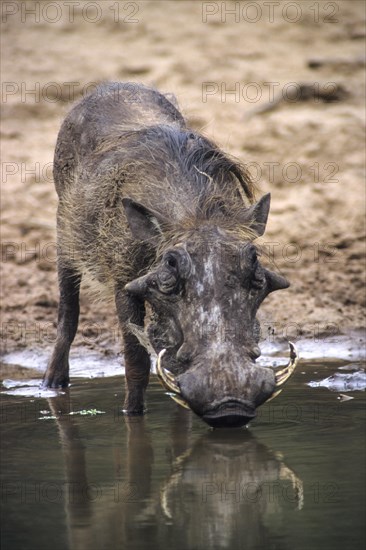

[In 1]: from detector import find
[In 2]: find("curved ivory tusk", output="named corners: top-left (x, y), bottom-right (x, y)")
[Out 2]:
top-left (168, 392), bottom-right (191, 410)
top-left (265, 388), bottom-right (283, 403)
top-left (157, 349), bottom-right (181, 395)
top-left (266, 342), bottom-right (298, 403)
top-left (275, 341), bottom-right (299, 388)
top-left (162, 367), bottom-right (176, 385)
top-left (156, 349), bottom-right (191, 410)
top-left (274, 341), bottom-right (299, 390)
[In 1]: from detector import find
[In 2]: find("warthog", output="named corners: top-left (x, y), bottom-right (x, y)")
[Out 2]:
top-left (43, 82), bottom-right (298, 428)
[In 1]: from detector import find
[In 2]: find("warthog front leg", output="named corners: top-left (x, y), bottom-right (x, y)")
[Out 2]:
top-left (43, 263), bottom-right (81, 388)
top-left (115, 289), bottom-right (151, 415)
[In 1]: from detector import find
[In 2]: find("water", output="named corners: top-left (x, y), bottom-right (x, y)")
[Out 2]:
top-left (1, 343), bottom-right (365, 550)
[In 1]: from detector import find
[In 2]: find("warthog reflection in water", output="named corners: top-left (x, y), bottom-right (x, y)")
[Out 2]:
top-left (49, 394), bottom-right (303, 550)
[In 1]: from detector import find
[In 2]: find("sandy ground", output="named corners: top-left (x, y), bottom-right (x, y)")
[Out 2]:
top-left (1, 0), bottom-right (365, 356)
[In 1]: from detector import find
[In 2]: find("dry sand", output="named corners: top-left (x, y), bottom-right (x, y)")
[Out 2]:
top-left (1, 0), bottom-right (365, 355)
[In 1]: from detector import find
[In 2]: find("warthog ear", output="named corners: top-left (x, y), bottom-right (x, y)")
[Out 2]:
top-left (244, 193), bottom-right (271, 237)
top-left (122, 198), bottom-right (164, 242)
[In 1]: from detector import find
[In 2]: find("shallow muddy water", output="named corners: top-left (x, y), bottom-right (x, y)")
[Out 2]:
top-left (1, 341), bottom-right (365, 550)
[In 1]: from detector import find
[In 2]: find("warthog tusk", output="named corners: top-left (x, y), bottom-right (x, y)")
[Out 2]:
top-left (157, 349), bottom-right (181, 395)
top-left (157, 349), bottom-right (191, 409)
top-left (266, 388), bottom-right (283, 403)
top-left (156, 349), bottom-right (191, 410)
top-left (266, 342), bottom-right (298, 403)
top-left (161, 366), bottom-right (176, 385)
top-left (168, 393), bottom-right (191, 410)
top-left (275, 341), bottom-right (299, 388)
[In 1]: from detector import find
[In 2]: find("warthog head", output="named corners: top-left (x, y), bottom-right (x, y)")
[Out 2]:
top-left (124, 193), bottom-right (298, 428)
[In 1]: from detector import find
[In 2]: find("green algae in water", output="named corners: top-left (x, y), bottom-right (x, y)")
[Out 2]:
top-left (38, 409), bottom-right (105, 420)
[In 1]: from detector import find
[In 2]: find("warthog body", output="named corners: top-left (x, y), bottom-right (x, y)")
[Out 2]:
top-left (43, 82), bottom-right (295, 427)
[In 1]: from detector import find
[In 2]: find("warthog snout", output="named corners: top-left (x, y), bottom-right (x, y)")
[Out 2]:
top-left (157, 344), bottom-right (299, 427)
top-left (168, 354), bottom-right (276, 428)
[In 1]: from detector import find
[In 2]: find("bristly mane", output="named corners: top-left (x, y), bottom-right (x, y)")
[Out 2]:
top-left (150, 125), bottom-right (255, 201)
top-left (94, 123), bottom-right (257, 232)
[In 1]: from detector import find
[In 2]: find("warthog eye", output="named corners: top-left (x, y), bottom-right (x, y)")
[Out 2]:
top-left (252, 253), bottom-right (266, 289)
top-left (248, 245), bottom-right (259, 266)
top-left (163, 249), bottom-right (192, 278)
top-left (252, 265), bottom-right (266, 289)
top-left (243, 244), bottom-right (266, 289)
top-left (156, 251), bottom-right (183, 294)
top-left (154, 248), bottom-right (192, 295)
top-left (165, 253), bottom-right (178, 270)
